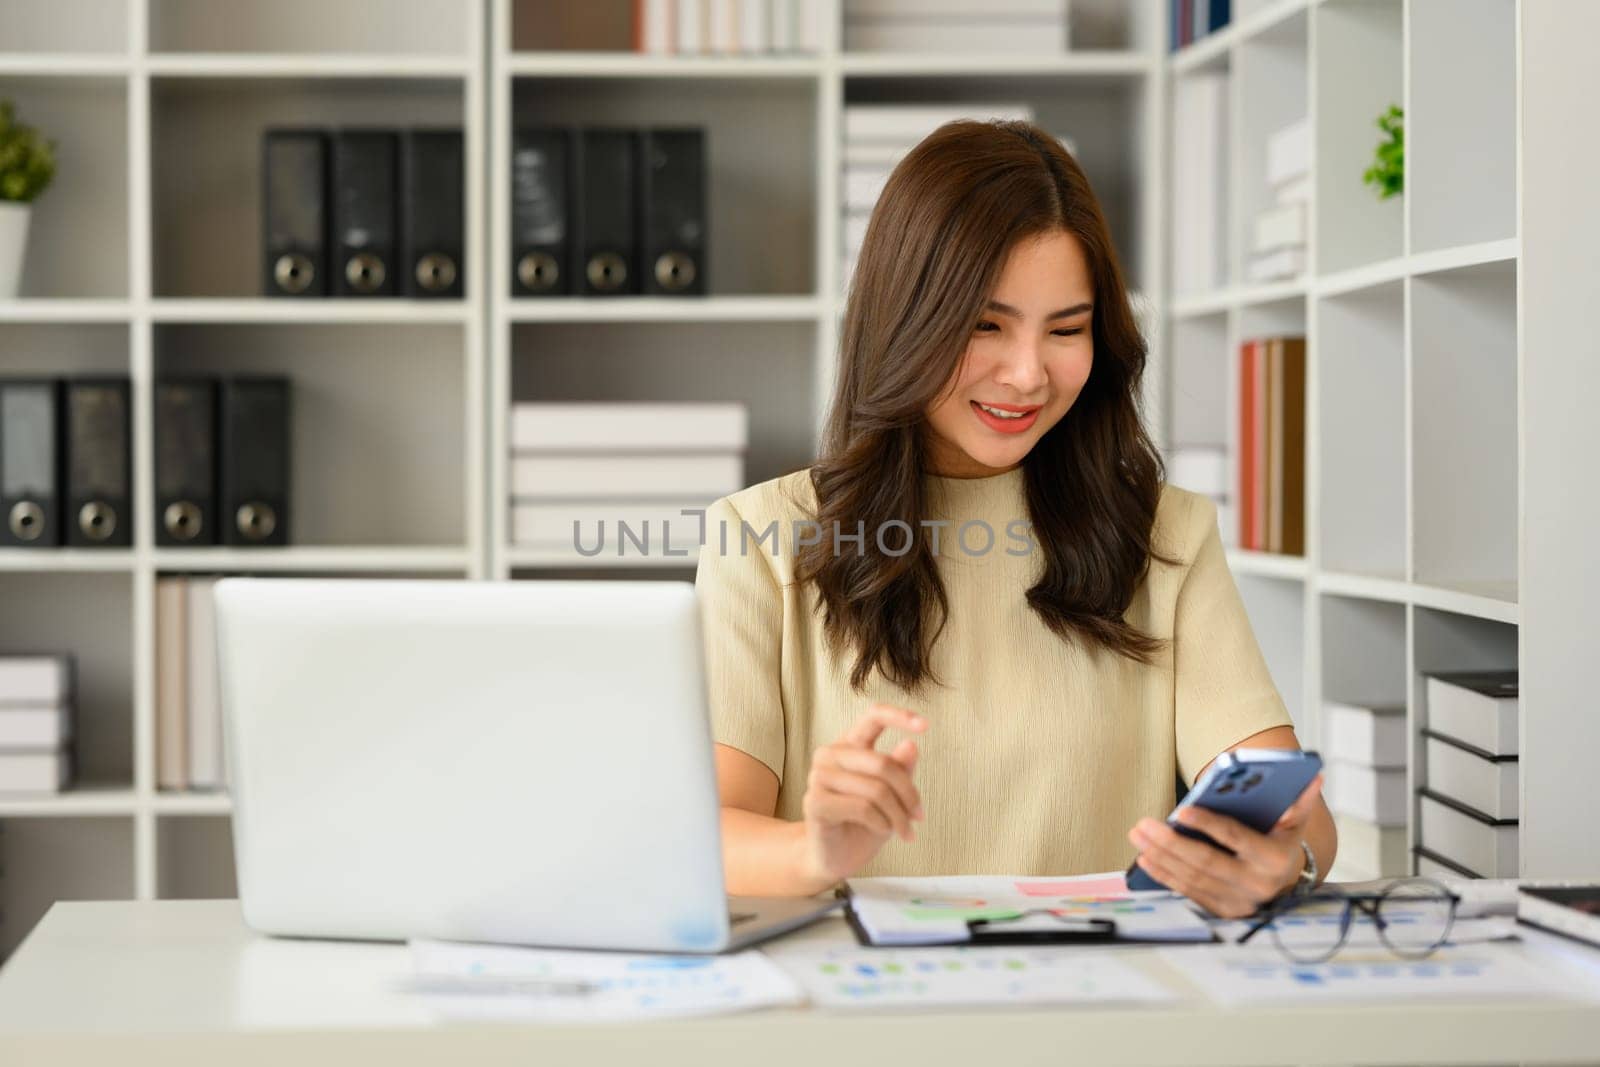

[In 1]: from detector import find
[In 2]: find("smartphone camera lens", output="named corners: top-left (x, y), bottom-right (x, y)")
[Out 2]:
top-left (1228, 766), bottom-right (1249, 780)
top-left (1243, 773), bottom-right (1264, 790)
top-left (1216, 781), bottom-right (1236, 795)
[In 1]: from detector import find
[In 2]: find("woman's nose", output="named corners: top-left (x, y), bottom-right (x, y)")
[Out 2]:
top-left (993, 337), bottom-right (1048, 394)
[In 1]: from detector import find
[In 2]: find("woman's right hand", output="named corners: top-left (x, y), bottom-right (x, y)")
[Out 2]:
top-left (799, 703), bottom-right (926, 886)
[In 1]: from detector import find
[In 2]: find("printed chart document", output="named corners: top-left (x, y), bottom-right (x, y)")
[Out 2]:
top-left (1160, 942), bottom-right (1580, 1007)
top-left (846, 872), bottom-right (1215, 945)
top-left (407, 939), bottom-right (802, 1022)
top-left (766, 942), bottom-right (1177, 1009)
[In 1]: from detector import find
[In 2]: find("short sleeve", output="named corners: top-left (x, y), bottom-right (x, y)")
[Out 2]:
top-left (694, 494), bottom-right (787, 781)
top-left (1173, 494), bottom-right (1295, 786)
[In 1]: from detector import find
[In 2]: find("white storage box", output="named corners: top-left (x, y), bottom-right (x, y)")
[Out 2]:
top-left (1426, 671), bottom-right (1518, 755)
top-left (1333, 814), bottom-right (1409, 877)
top-left (1323, 701), bottom-right (1406, 768)
top-left (1325, 760), bottom-right (1407, 825)
top-left (1424, 732), bottom-right (1518, 820)
top-left (1418, 790), bottom-right (1518, 879)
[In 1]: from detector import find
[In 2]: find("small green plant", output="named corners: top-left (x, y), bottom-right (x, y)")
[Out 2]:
top-left (0, 100), bottom-right (57, 204)
top-left (1362, 104), bottom-right (1404, 200)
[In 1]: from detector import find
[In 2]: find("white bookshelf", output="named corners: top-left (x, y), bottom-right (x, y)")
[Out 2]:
top-left (1162, 0), bottom-right (1522, 881)
top-left (0, 0), bottom-right (488, 956)
top-left (0, 0), bottom-right (1539, 952)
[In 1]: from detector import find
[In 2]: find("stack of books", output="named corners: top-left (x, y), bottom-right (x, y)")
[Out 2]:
top-left (1171, 68), bottom-right (1228, 296)
top-left (1248, 117), bottom-right (1310, 283)
top-left (509, 403), bottom-right (748, 564)
top-left (631, 1), bottom-right (826, 55)
top-left (1321, 699), bottom-right (1408, 880)
top-left (1169, 0), bottom-right (1232, 51)
top-left (0, 654), bottom-right (73, 793)
top-left (155, 576), bottom-right (227, 793)
top-left (1236, 335), bottom-right (1305, 554)
top-left (841, 103), bottom-right (1037, 289)
top-left (1166, 446), bottom-right (1230, 543)
top-left (1417, 670), bottom-right (1519, 879)
top-left (844, 0), bottom-right (1069, 54)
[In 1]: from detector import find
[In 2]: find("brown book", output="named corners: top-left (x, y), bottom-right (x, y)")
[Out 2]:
top-left (1269, 337), bottom-right (1307, 556)
top-left (1265, 339), bottom-right (1280, 553)
top-left (155, 577), bottom-right (189, 791)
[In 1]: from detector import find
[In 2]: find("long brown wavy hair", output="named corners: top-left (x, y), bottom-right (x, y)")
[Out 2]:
top-left (797, 119), bottom-right (1175, 691)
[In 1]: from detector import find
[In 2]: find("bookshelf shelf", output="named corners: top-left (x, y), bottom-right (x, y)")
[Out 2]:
top-left (1314, 255), bottom-right (1408, 299)
top-left (1226, 549), bottom-right (1309, 581)
top-left (152, 547), bottom-right (474, 574)
top-left (1315, 569), bottom-right (1410, 608)
top-left (0, 550), bottom-right (136, 573)
top-left (0, 299), bottom-right (133, 323)
top-left (1170, 290), bottom-right (1233, 319)
top-left (0, 56), bottom-right (131, 77)
top-left (505, 548), bottom-right (701, 571)
top-left (503, 296), bottom-right (824, 324)
top-left (1409, 581), bottom-right (1519, 627)
top-left (151, 793), bottom-right (232, 816)
top-left (838, 52), bottom-right (1153, 78)
top-left (504, 53), bottom-right (822, 79)
top-left (0, 786), bottom-right (139, 818)
top-left (1407, 238), bottom-right (1519, 280)
top-left (148, 299), bottom-right (473, 325)
top-left (142, 54), bottom-right (472, 78)
top-left (1234, 278), bottom-right (1308, 307)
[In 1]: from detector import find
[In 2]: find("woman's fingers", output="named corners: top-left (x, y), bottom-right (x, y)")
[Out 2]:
top-left (1173, 806), bottom-right (1274, 869)
top-left (1131, 818), bottom-right (1280, 906)
top-left (842, 703), bottom-right (926, 749)
top-left (1132, 849), bottom-right (1252, 919)
top-left (810, 765), bottom-right (916, 840)
top-left (822, 745), bottom-right (923, 822)
top-left (804, 782), bottom-right (895, 838)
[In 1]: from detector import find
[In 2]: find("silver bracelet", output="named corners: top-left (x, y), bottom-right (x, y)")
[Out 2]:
top-left (1294, 839), bottom-right (1319, 895)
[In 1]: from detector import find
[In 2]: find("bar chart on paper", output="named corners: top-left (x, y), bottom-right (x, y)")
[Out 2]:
top-left (766, 944), bottom-right (1176, 1009)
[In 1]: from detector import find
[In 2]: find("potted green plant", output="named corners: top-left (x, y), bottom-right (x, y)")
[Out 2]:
top-left (1362, 104), bottom-right (1404, 200)
top-left (0, 100), bottom-right (58, 299)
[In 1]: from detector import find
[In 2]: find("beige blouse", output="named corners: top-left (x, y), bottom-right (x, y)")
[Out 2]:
top-left (694, 466), bottom-right (1293, 877)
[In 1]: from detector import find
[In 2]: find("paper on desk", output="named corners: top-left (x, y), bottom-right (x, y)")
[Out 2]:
top-left (765, 942), bottom-right (1177, 1009)
top-left (846, 872), bottom-right (1214, 945)
top-left (1161, 942), bottom-right (1580, 1006)
top-left (406, 939), bottom-right (802, 1022)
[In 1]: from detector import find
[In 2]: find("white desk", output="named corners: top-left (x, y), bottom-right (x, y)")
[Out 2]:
top-left (1, 901), bottom-right (1599, 1067)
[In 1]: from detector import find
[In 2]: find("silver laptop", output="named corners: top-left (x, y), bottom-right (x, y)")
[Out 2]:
top-left (214, 578), bottom-right (838, 953)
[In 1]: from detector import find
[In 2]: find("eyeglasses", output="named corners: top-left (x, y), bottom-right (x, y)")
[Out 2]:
top-left (1236, 877), bottom-right (1462, 963)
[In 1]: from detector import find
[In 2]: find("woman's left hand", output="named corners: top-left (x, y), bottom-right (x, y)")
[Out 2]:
top-left (1126, 775), bottom-right (1325, 919)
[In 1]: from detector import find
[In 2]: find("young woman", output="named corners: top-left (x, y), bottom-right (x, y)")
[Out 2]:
top-left (695, 120), bottom-right (1335, 919)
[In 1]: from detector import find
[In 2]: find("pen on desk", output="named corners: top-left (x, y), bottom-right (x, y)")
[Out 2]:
top-left (396, 974), bottom-right (601, 997)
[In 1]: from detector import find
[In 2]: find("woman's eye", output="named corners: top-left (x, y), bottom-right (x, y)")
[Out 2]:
top-left (974, 321), bottom-right (1000, 333)
top-left (1052, 327), bottom-right (1086, 337)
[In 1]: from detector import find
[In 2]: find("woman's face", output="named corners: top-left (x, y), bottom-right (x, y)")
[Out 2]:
top-left (923, 229), bottom-right (1095, 478)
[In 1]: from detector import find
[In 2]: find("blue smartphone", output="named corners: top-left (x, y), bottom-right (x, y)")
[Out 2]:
top-left (1125, 748), bottom-right (1322, 893)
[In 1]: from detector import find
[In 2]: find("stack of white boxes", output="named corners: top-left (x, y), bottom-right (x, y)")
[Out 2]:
top-left (840, 102), bottom-right (1038, 291)
top-left (509, 403), bottom-right (748, 565)
top-left (843, 0), bottom-right (1069, 54)
top-left (1321, 697), bottom-right (1408, 880)
top-left (1249, 117), bottom-right (1310, 283)
top-left (0, 654), bottom-right (74, 793)
top-left (1417, 671), bottom-right (1519, 879)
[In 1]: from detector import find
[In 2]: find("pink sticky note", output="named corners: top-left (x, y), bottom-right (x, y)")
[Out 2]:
top-left (1016, 874), bottom-right (1130, 898)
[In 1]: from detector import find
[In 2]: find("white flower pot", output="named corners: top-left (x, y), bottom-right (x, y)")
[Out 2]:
top-left (0, 202), bottom-right (32, 300)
